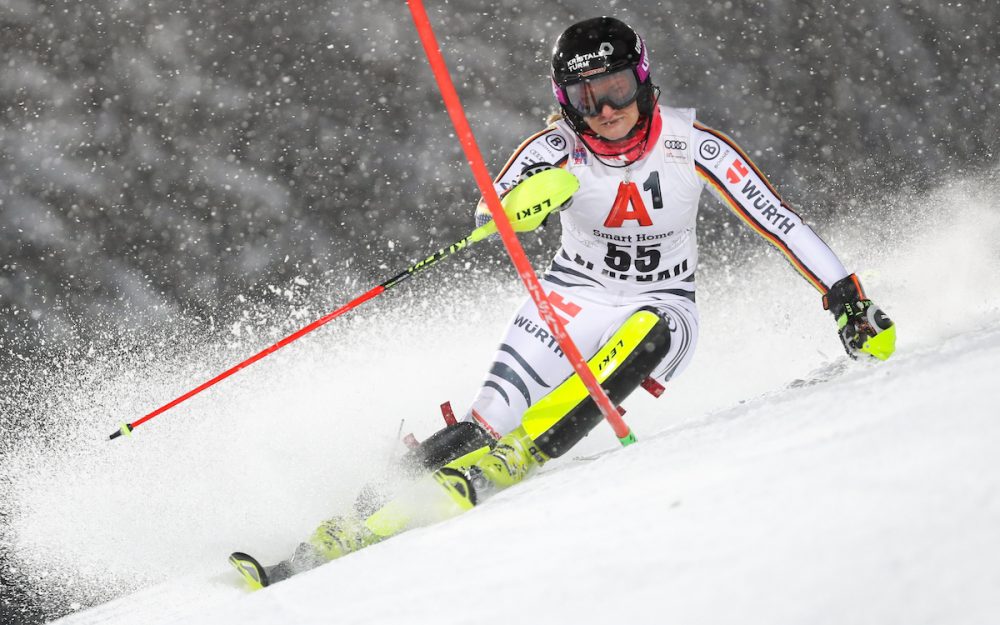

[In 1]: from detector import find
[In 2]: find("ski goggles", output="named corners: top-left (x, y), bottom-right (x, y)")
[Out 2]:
top-left (560, 68), bottom-right (640, 117)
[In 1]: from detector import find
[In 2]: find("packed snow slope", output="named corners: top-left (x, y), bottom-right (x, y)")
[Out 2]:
top-left (2, 172), bottom-right (999, 624)
top-left (54, 323), bottom-right (1000, 625)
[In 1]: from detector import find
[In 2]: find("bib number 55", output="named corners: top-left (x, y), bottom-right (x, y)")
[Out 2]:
top-left (604, 243), bottom-right (661, 273)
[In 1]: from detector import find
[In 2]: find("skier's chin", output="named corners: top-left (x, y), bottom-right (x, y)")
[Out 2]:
top-left (593, 118), bottom-right (631, 140)
top-left (584, 104), bottom-right (640, 141)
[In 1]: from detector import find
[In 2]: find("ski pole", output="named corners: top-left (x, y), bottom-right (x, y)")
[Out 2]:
top-left (406, 0), bottom-right (637, 446)
top-left (108, 169), bottom-right (578, 441)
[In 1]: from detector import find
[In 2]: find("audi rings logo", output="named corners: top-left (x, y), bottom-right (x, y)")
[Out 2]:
top-left (663, 139), bottom-right (688, 151)
top-left (545, 134), bottom-right (567, 151)
top-left (699, 139), bottom-right (721, 161)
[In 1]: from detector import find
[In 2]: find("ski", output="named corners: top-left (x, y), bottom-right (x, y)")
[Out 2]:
top-left (229, 552), bottom-right (269, 590)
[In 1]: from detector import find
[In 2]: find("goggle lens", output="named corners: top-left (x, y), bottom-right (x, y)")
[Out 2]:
top-left (564, 69), bottom-right (640, 117)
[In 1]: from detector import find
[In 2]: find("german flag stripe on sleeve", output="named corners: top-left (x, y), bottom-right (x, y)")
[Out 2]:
top-left (695, 160), bottom-right (827, 293)
top-left (477, 128), bottom-right (568, 219)
top-left (493, 126), bottom-right (566, 183)
top-left (694, 122), bottom-right (804, 219)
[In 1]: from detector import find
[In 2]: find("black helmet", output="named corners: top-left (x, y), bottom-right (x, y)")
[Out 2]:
top-left (551, 17), bottom-right (655, 133)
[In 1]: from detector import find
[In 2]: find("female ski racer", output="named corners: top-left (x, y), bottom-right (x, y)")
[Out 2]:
top-left (231, 16), bottom-right (896, 588)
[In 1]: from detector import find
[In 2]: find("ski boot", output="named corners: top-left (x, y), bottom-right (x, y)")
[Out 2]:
top-left (230, 516), bottom-right (379, 590)
top-left (363, 425), bottom-right (548, 539)
top-left (352, 421), bottom-right (498, 518)
top-left (304, 425), bottom-right (538, 561)
top-left (308, 515), bottom-right (382, 561)
top-left (463, 425), bottom-right (547, 499)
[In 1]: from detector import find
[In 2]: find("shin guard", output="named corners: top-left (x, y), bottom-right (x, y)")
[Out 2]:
top-left (521, 307), bottom-right (671, 458)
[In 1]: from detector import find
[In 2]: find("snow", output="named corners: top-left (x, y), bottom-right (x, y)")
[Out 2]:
top-left (43, 323), bottom-right (1000, 625)
top-left (4, 173), bottom-right (1000, 624)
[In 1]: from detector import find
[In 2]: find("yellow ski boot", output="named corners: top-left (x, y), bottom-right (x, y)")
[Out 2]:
top-left (308, 515), bottom-right (381, 561)
top-left (465, 425), bottom-right (547, 496)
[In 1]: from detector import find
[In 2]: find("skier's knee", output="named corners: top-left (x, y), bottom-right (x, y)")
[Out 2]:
top-left (355, 417), bottom-right (496, 518)
top-left (522, 307), bottom-right (671, 458)
top-left (399, 420), bottom-right (496, 473)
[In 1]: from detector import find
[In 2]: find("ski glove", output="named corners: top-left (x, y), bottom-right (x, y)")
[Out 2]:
top-left (822, 274), bottom-right (896, 361)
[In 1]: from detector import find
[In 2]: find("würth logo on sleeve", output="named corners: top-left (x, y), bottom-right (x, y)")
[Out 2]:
top-left (726, 159), bottom-right (749, 184)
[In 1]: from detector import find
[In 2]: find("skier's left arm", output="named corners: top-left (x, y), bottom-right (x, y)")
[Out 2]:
top-left (692, 123), bottom-right (895, 360)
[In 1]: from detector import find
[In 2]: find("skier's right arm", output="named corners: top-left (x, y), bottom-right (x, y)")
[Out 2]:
top-left (475, 125), bottom-right (571, 231)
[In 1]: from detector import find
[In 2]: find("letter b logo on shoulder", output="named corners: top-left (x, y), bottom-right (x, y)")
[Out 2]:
top-left (698, 139), bottom-right (720, 161)
top-left (545, 134), bottom-right (567, 151)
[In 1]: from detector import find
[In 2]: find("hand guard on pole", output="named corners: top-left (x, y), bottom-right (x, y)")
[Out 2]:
top-left (475, 162), bottom-right (573, 237)
top-left (823, 274), bottom-right (896, 361)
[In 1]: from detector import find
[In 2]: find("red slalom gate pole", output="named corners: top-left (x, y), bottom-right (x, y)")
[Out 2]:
top-left (405, 0), bottom-right (636, 446)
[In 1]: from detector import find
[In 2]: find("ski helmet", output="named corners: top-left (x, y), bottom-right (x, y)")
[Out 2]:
top-left (551, 17), bottom-right (654, 134)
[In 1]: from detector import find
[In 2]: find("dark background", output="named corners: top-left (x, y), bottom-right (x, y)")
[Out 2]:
top-left (2, 0), bottom-right (997, 366)
top-left (1, 0), bottom-right (998, 622)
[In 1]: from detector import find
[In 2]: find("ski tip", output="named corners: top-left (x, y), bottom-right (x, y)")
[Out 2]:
top-left (229, 551), bottom-right (268, 591)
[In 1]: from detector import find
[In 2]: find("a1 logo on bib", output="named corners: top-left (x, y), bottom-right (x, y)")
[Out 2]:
top-left (662, 134), bottom-right (689, 163)
top-left (604, 181), bottom-right (653, 228)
